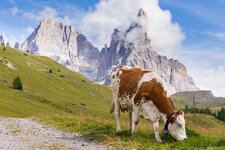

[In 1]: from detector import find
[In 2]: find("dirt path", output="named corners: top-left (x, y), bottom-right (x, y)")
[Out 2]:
top-left (0, 118), bottom-right (113, 150)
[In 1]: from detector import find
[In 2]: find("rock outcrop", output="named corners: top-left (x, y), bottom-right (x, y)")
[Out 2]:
top-left (0, 34), bottom-right (9, 46)
top-left (96, 9), bottom-right (198, 95)
top-left (21, 19), bottom-right (99, 80)
top-left (21, 9), bottom-right (198, 95)
top-left (14, 42), bottom-right (20, 49)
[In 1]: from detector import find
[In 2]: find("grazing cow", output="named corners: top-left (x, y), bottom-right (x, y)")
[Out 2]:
top-left (110, 66), bottom-right (187, 143)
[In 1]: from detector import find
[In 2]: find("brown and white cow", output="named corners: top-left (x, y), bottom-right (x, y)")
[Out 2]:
top-left (110, 66), bottom-right (187, 143)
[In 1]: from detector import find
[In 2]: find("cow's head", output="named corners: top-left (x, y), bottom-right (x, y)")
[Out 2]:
top-left (167, 110), bottom-right (187, 141)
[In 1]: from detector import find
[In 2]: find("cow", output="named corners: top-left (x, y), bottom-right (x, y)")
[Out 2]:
top-left (110, 66), bottom-right (187, 143)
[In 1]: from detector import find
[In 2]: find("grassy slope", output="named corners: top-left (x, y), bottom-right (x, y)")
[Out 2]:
top-left (0, 46), bottom-right (111, 117)
top-left (0, 46), bottom-right (225, 150)
top-left (172, 95), bottom-right (225, 109)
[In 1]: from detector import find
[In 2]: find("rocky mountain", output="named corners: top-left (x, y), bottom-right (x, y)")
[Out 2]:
top-left (14, 42), bottom-right (20, 49)
top-left (21, 9), bottom-right (198, 95)
top-left (0, 34), bottom-right (10, 46)
top-left (96, 9), bottom-right (198, 95)
top-left (21, 19), bottom-right (99, 80)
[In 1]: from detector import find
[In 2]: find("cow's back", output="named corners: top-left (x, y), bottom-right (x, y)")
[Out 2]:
top-left (118, 68), bottom-right (150, 98)
top-left (111, 66), bottom-right (150, 111)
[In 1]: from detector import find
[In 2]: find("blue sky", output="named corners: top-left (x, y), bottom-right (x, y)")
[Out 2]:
top-left (0, 0), bottom-right (225, 96)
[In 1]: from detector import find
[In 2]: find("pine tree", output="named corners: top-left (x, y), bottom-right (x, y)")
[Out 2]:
top-left (217, 107), bottom-right (225, 122)
top-left (12, 76), bottom-right (23, 90)
top-left (49, 69), bottom-right (53, 73)
top-left (184, 105), bottom-right (189, 113)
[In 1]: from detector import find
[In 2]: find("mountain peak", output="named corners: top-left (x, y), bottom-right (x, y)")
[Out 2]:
top-left (138, 8), bottom-right (147, 17)
top-left (0, 34), bottom-right (9, 46)
top-left (21, 19), bottom-right (99, 80)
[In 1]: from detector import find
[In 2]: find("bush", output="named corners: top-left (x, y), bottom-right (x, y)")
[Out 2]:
top-left (12, 76), bottom-right (23, 90)
top-left (49, 69), bottom-right (53, 73)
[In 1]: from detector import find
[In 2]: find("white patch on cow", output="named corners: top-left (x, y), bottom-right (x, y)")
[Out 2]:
top-left (140, 100), bottom-right (160, 122)
top-left (131, 104), bottom-right (140, 134)
top-left (160, 113), bottom-right (167, 124)
top-left (110, 66), bottom-right (122, 132)
top-left (118, 95), bottom-right (133, 111)
top-left (168, 112), bottom-right (187, 141)
top-left (153, 119), bottom-right (163, 143)
top-left (138, 72), bottom-right (168, 96)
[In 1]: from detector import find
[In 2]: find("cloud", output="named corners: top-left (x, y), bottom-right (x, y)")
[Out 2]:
top-left (80, 0), bottom-right (185, 56)
top-left (9, 7), bottom-right (19, 16)
top-left (23, 7), bottom-right (58, 21)
top-left (23, 6), bottom-right (73, 25)
top-left (160, 0), bottom-right (225, 29)
top-left (177, 43), bottom-right (225, 97)
top-left (193, 66), bottom-right (225, 97)
top-left (205, 31), bottom-right (225, 41)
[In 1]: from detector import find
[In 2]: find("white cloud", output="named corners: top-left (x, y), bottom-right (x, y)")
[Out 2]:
top-left (9, 7), bottom-right (19, 16)
top-left (80, 0), bottom-right (185, 56)
top-left (206, 31), bottom-right (225, 41)
top-left (193, 66), bottom-right (225, 97)
top-left (177, 43), bottom-right (225, 97)
top-left (23, 7), bottom-right (58, 21)
top-left (23, 6), bottom-right (73, 25)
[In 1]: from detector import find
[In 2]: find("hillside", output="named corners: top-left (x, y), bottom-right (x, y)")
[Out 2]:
top-left (0, 46), bottom-right (225, 149)
top-left (172, 91), bottom-right (225, 108)
top-left (0, 45), bottom-right (112, 117)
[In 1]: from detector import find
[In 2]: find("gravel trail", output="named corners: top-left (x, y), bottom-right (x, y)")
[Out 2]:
top-left (0, 118), bottom-right (113, 150)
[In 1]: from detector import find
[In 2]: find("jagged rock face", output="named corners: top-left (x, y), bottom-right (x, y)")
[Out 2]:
top-left (96, 9), bottom-right (198, 95)
top-left (21, 9), bottom-right (198, 94)
top-left (21, 19), bottom-right (99, 80)
top-left (14, 42), bottom-right (20, 49)
top-left (0, 34), bottom-right (9, 46)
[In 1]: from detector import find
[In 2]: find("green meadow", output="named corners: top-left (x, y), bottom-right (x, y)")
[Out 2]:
top-left (0, 46), bottom-right (225, 149)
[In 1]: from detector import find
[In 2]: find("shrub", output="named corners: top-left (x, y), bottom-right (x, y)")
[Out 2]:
top-left (49, 69), bottom-right (53, 73)
top-left (12, 76), bottom-right (23, 90)
top-left (184, 105), bottom-right (189, 113)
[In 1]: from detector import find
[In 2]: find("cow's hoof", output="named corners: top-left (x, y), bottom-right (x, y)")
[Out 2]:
top-left (116, 130), bottom-right (121, 135)
top-left (156, 139), bottom-right (163, 144)
top-left (130, 131), bottom-right (137, 136)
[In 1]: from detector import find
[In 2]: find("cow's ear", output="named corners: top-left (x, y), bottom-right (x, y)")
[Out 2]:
top-left (181, 110), bottom-right (184, 116)
top-left (177, 110), bottom-right (184, 116)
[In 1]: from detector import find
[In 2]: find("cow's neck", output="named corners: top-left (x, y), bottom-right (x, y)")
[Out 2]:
top-left (150, 86), bottom-right (175, 119)
top-left (159, 95), bottom-right (174, 118)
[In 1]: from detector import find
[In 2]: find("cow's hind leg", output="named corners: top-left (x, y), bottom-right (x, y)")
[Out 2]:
top-left (114, 99), bottom-right (121, 133)
top-left (131, 105), bottom-right (140, 135)
top-left (129, 110), bottom-right (132, 132)
top-left (153, 119), bottom-right (163, 143)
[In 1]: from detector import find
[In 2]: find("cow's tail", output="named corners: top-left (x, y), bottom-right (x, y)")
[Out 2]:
top-left (110, 100), bottom-right (115, 113)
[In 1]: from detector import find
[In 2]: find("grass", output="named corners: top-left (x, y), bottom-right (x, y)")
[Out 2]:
top-left (37, 113), bottom-right (225, 150)
top-left (0, 46), bottom-right (225, 149)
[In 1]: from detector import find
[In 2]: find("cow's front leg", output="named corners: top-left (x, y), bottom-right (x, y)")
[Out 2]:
top-left (131, 105), bottom-right (140, 135)
top-left (153, 119), bottom-right (163, 143)
top-left (114, 100), bottom-right (121, 133)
